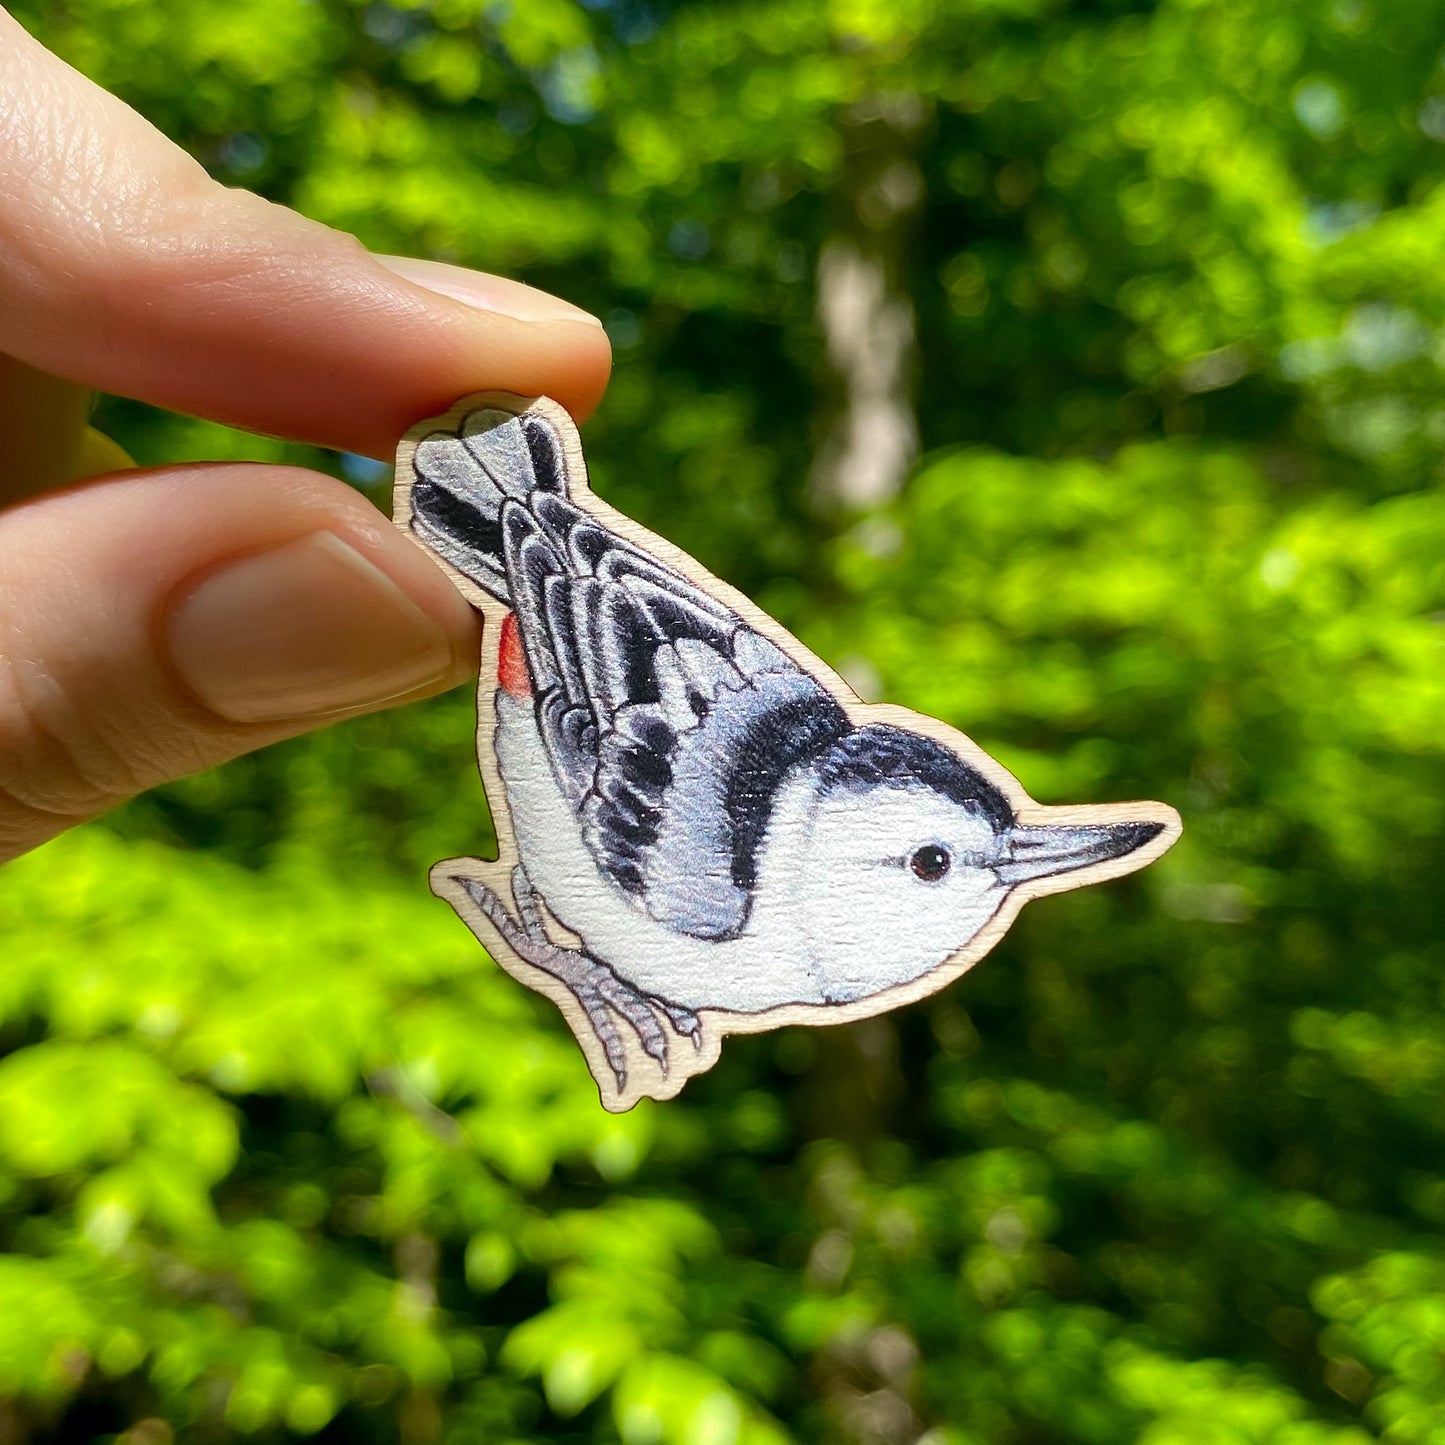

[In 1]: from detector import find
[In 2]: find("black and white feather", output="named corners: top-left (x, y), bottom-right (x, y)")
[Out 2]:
top-left (414, 409), bottom-right (878, 939)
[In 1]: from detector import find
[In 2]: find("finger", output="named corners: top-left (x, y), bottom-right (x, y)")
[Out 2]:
top-left (0, 354), bottom-right (135, 504)
top-left (0, 462), bottom-right (481, 862)
top-left (0, 13), bottom-right (611, 465)
top-left (0, 357), bottom-right (92, 497)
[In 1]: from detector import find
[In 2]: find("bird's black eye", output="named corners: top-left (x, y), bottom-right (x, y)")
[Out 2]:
top-left (910, 845), bottom-right (951, 882)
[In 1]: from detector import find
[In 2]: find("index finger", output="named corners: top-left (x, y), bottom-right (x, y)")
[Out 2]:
top-left (0, 12), bottom-right (612, 464)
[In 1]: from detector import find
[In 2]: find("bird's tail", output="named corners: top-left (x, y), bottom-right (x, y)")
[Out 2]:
top-left (407, 406), bottom-right (571, 604)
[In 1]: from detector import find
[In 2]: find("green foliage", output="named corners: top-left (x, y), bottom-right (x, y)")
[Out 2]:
top-left (5, 0), bottom-right (1445, 1439)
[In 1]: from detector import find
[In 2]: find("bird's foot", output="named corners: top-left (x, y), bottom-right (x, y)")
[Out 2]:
top-left (651, 997), bottom-right (704, 1050)
top-left (452, 868), bottom-right (700, 1091)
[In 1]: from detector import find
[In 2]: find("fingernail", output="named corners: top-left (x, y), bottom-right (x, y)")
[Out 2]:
top-left (374, 254), bottom-right (604, 328)
top-left (166, 532), bottom-right (459, 723)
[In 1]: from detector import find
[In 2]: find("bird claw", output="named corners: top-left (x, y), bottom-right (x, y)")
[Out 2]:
top-left (653, 998), bottom-right (704, 1050)
top-left (453, 872), bottom-right (701, 1092)
top-left (510, 863), bottom-right (549, 944)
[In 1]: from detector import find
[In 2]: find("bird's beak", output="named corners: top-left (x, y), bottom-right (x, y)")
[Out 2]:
top-left (994, 819), bottom-right (1165, 886)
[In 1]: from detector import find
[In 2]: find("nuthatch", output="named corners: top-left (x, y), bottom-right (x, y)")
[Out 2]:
top-left (405, 403), bottom-right (1179, 1100)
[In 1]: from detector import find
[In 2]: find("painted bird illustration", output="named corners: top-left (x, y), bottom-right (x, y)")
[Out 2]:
top-left (397, 395), bottom-right (1180, 1109)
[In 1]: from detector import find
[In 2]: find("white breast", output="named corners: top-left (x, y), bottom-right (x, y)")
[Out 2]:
top-left (493, 693), bottom-right (828, 1013)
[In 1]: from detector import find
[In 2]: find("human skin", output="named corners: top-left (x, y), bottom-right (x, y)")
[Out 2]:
top-left (0, 8), bottom-right (613, 862)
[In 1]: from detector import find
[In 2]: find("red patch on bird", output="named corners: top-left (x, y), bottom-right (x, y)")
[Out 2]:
top-left (497, 611), bottom-right (532, 698)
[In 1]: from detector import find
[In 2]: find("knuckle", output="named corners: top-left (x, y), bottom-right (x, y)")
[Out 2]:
top-left (145, 184), bottom-right (359, 293)
top-left (0, 649), bottom-right (159, 830)
top-left (69, 167), bottom-right (362, 332)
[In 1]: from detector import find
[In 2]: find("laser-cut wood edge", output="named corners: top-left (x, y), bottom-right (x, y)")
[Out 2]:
top-left (394, 392), bottom-right (1182, 1112)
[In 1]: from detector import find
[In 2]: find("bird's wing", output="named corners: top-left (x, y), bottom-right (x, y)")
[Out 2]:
top-left (500, 493), bottom-right (849, 940)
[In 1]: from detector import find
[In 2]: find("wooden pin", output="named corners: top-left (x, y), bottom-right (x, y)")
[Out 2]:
top-left (394, 394), bottom-right (1181, 1112)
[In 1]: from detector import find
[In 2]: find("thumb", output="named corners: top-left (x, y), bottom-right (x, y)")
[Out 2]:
top-left (0, 463), bottom-right (479, 862)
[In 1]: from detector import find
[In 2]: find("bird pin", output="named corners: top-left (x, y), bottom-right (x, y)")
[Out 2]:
top-left (394, 394), bottom-right (1181, 1111)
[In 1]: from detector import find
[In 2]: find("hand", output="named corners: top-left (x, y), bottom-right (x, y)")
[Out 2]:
top-left (0, 10), bottom-right (611, 864)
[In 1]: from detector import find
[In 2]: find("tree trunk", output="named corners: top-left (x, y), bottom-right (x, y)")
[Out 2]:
top-left (809, 94), bottom-right (926, 512)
